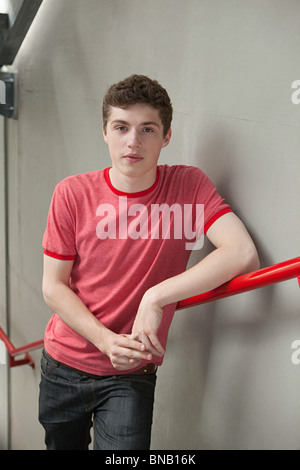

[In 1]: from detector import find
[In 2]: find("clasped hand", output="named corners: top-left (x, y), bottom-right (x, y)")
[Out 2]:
top-left (104, 289), bottom-right (165, 371)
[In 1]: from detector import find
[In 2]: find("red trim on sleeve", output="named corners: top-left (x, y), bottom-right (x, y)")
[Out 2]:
top-left (204, 208), bottom-right (232, 234)
top-left (43, 250), bottom-right (76, 261)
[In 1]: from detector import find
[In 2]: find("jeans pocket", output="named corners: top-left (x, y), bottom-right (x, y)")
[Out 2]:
top-left (40, 349), bottom-right (56, 378)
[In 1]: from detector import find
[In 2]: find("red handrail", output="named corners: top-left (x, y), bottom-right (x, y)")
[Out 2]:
top-left (177, 256), bottom-right (300, 309)
top-left (0, 327), bottom-right (43, 368)
top-left (1, 256), bottom-right (300, 368)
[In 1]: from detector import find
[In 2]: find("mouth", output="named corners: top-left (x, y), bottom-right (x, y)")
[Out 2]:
top-left (123, 153), bottom-right (143, 163)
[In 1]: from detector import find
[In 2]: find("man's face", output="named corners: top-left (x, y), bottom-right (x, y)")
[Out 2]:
top-left (103, 103), bottom-right (171, 184)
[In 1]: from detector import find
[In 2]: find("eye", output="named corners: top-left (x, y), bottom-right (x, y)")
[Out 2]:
top-left (143, 127), bottom-right (154, 133)
top-left (116, 126), bottom-right (127, 132)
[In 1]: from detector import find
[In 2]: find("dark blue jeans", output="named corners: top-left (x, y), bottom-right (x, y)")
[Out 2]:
top-left (38, 349), bottom-right (157, 450)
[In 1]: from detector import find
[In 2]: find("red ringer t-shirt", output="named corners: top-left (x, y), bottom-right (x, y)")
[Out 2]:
top-left (42, 165), bottom-right (231, 375)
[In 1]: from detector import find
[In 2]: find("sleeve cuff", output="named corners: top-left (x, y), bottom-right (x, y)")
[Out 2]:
top-left (204, 208), bottom-right (232, 234)
top-left (43, 249), bottom-right (76, 261)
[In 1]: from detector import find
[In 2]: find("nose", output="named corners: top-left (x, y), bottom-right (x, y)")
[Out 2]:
top-left (127, 129), bottom-right (141, 149)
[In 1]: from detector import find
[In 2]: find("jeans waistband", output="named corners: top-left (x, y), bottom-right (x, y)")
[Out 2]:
top-left (44, 349), bottom-right (157, 379)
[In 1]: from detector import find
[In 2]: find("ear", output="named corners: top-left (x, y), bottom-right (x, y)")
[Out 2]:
top-left (102, 126), bottom-right (108, 143)
top-left (162, 128), bottom-right (172, 148)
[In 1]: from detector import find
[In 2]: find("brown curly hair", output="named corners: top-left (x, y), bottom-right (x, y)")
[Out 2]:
top-left (102, 75), bottom-right (173, 137)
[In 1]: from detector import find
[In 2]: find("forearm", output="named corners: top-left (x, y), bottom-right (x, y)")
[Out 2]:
top-left (132, 242), bottom-right (259, 355)
top-left (43, 280), bottom-right (152, 368)
top-left (43, 282), bottom-right (111, 353)
top-left (132, 213), bottom-right (259, 356)
top-left (147, 243), bottom-right (259, 308)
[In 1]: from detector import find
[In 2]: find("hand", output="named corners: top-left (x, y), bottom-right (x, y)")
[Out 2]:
top-left (102, 331), bottom-right (153, 371)
top-left (131, 289), bottom-right (165, 358)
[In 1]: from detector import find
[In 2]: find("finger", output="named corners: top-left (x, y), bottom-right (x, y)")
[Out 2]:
top-left (140, 332), bottom-right (164, 357)
top-left (129, 331), bottom-right (163, 357)
top-left (117, 335), bottom-right (152, 361)
top-left (112, 357), bottom-right (142, 371)
top-left (120, 334), bottom-right (147, 352)
top-left (128, 333), bottom-right (141, 342)
top-left (128, 333), bottom-right (148, 351)
top-left (148, 333), bottom-right (165, 356)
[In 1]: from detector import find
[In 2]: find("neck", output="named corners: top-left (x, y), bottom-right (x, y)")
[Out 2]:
top-left (109, 167), bottom-right (158, 193)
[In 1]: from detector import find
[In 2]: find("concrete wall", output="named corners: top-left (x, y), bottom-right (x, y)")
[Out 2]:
top-left (0, 0), bottom-right (299, 449)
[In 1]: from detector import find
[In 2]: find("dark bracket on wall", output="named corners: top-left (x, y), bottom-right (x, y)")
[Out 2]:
top-left (0, 0), bottom-right (43, 118)
top-left (0, 0), bottom-right (43, 65)
top-left (0, 71), bottom-right (17, 118)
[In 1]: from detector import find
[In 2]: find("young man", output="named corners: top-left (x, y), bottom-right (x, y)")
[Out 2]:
top-left (39, 75), bottom-right (259, 450)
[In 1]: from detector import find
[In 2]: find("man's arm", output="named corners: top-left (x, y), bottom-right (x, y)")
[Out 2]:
top-left (131, 212), bottom-right (260, 355)
top-left (42, 255), bottom-right (153, 370)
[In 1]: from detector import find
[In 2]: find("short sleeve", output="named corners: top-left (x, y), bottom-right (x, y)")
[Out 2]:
top-left (42, 182), bottom-right (77, 260)
top-left (192, 168), bottom-right (232, 233)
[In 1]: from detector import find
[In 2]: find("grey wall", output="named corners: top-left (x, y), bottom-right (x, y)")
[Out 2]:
top-left (0, 0), bottom-right (299, 449)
